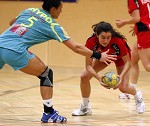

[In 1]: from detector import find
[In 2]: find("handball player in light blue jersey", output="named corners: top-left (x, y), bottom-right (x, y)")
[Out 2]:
top-left (0, 0), bottom-right (116, 123)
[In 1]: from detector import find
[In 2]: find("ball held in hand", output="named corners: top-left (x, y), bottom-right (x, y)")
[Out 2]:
top-left (102, 72), bottom-right (119, 88)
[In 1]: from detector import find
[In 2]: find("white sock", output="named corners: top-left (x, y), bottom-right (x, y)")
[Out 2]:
top-left (130, 83), bottom-right (137, 89)
top-left (43, 99), bottom-right (52, 107)
top-left (82, 97), bottom-right (89, 106)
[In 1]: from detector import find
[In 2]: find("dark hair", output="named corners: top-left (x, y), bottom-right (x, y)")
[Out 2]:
top-left (42, 0), bottom-right (62, 12)
top-left (92, 21), bottom-right (126, 40)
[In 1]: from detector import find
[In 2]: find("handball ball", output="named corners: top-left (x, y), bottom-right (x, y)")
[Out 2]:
top-left (102, 72), bottom-right (119, 88)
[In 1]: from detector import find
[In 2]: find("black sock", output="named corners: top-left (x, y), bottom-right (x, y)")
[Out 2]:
top-left (43, 104), bottom-right (54, 114)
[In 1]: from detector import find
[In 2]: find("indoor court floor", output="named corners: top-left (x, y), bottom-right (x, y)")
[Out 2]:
top-left (0, 65), bottom-right (150, 126)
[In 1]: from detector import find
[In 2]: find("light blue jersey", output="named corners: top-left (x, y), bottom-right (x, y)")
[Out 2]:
top-left (0, 8), bottom-right (70, 53)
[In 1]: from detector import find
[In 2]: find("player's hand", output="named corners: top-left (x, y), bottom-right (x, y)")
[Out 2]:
top-left (100, 76), bottom-right (111, 89)
top-left (115, 19), bottom-right (126, 28)
top-left (100, 81), bottom-right (110, 89)
top-left (129, 26), bottom-right (136, 36)
top-left (99, 49), bottom-right (117, 65)
top-left (113, 75), bottom-right (121, 90)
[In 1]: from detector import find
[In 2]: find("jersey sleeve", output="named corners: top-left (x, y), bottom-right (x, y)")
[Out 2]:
top-left (16, 9), bottom-right (28, 20)
top-left (85, 37), bottom-right (97, 50)
top-left (51, 24), bottom-right (71, 42)
top-left (117, 39), bottom-right (129, 59)
top-left (128, 0), bottom-right (139, 14)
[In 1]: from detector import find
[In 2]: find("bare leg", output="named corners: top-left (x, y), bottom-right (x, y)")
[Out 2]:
top-left (130, 43), bottom-right (140, 84)
top-left (19, 55), bottom-right (52, 100)
top-left (138, 48), bottom-right (150, 72)
top-left (117, 66), bottom-right (136, 95)
top-left (80, 70), bottom-right (92, 98)
top-left (117, 66), bottom-right (145, 114)
top-left (72, 62), bottom-right (107, 116)
top-left (80, 62), bottom-right (107, 98)
top-left (20, 55), bottom-right (67, 122)
top-left (119, 44), bottom-right (139, 99)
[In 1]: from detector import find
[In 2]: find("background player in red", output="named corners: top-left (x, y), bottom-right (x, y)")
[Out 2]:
top-left (72, 21), bottom-right (145, 116)
top-left (116, 1), bottom-right (150, 99)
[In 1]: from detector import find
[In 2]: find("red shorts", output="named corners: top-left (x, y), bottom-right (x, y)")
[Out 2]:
top-left (115, 58), bottom-right (124, 67)
top-left (137, 31), bottom-right (150, 49)
top-left (114, 51), bottom-right (131, 67)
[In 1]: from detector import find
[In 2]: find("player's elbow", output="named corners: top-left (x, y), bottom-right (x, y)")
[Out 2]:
top-left (9, 18), bottom-right (16, 26)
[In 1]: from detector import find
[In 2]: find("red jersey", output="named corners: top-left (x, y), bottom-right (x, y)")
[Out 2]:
top-left (85, 35), bottom-right (131, 67)
top-left (128, 0), bottom-right (150, 32)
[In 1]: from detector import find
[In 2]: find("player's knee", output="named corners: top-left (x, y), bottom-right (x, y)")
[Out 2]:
top-left (143, 64), bottom-right (150, 72)
top-left (119, 85), bottom-right (128, 93)
top-left (80, 73), bottom-right (90, 82)
top-left (38, 67), bottom-right (53, 87)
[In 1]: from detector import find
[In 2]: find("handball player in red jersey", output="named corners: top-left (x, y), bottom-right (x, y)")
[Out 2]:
top-left (72, 21), bottom-right (145, 116)
top-left (116, 0), bottom-right (150, 99)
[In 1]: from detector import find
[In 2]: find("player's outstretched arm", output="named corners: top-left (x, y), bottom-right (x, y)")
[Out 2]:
top-left (115, 10), bottom-right (140, 28)
top-left (63, 39), bottom-right (116, 62)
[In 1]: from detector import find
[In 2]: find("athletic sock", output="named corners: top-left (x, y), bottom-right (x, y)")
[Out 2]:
top-left (82, 97), bottom-right (89, 106)
top-left (130, 83), bottom-right (137, 89)
top-left (43, 99), bottom-right (54, 114)
top-left (43, 99), bottom-right (52, 107)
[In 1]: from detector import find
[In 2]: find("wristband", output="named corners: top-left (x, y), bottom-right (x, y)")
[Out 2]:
top-left (90, 51), bottom-right (101, 60)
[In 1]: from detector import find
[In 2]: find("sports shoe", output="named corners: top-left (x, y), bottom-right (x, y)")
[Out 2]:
top-left (41, 110), bottom-right (67, 123)
top-left (72, 104), bottom-right (92, 116)
top-left (119, 93), bottom-right (134, 99)
top-left (135, 90), bottom-right (145, 114)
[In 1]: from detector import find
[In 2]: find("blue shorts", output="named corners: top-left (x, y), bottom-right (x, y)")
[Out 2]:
top-left (0, 48), bottom-right (35, 70)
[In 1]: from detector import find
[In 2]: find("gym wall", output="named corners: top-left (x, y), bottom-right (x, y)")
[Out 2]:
top-left (0, 0), bottom-right (138, 69)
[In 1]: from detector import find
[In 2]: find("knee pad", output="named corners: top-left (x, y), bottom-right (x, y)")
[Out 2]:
top-left (38, 67), bottom-right (53, 87)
